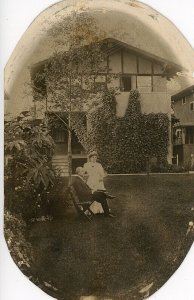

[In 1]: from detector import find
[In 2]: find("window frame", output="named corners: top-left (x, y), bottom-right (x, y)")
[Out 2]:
top-left (182, 96), bottom-right (186, 105)
top-left (190, 101), bottom-right (194, 111)
top-left (93, 81), bottom-right (107, 93)
top-left (120, 75), bottom-right (132, 92)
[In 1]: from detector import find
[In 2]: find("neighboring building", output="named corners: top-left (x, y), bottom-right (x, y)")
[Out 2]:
top-left (172, 85), bottom-right (194, 167)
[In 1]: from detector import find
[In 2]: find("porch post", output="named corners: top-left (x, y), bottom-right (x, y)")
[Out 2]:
top-left (167, 113), bottom-right (173, 164)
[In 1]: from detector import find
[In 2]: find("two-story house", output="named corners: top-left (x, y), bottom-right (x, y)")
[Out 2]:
top-left (172, 85), bottom-right (194, 167)
top-left (30, 38), bottom-right (181, 174)
top-left (5, 1), bottom-right (194, 174)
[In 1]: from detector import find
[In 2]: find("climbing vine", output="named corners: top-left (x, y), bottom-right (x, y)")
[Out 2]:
top-left (84, 89), bottom-right (170, 173)
top-left (47, 89), bottom-right (170, 174)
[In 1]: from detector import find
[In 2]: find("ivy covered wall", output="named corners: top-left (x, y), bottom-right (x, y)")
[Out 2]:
top-left (82, 89), bottom-right (170, 173)
top-left (49, 89), bottom-right (170, 174)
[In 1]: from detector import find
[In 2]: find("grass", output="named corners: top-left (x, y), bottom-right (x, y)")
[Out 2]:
top-left (28, 175), bottom-right (194, 299)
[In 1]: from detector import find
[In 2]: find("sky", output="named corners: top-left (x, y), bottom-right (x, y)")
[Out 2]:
top-left (1, 1), bottom-right (194, 300)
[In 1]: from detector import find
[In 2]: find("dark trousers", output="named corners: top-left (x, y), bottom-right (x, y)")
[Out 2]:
top-left (92, 191), bottom-right (110, 215)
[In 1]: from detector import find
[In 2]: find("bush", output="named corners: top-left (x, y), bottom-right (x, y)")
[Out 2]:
top-left (37, 176), bottom-right (70, 220)
top-left (4, 113), bottom-right (59, 222)
top-left (4, 210), bottom-right (33, 272)
top-left (4, 173), bottom-right (70, 222)
top-left (150, 163), bottom-right (186, 173)
top-left (4, 175), bottom-right (39, 221)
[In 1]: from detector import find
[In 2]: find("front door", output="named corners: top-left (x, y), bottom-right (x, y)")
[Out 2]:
top-left (53, 128), bottom-right (68, 155)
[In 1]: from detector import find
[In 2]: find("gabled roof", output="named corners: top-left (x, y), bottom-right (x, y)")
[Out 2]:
top-left (172, 85), bottom-right (194, 101)
top-left (5, 0), bottom-right (194, 106)
top-left (106, 38), bottom-right (182, 70)
top-left (105, 38), bottom-right (182, 78)
top-left (31, 37), bottom-right (181, 78)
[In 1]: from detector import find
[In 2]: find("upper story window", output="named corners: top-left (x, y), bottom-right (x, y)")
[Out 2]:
top-left (182, 96), bottom-right (186, 104)
top-left (94, 75), bottom-right (107, 93)
top-left (176, 129), bottom-right (182, 138)
top-left (137, 76), bottom-right (151, 93)
top-left (120, 75), bottom-right (132, 92)
top-left (94, 82), bottom-right (107, 92)
top-left (185, 127), bottom-right (194, 144)
top-left (190, 101), bottom-right (194, 111)
top-left (187, 93), bottom-right (194, 100)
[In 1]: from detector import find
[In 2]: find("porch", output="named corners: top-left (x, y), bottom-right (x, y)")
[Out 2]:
top-left (173, 125), bottom-right (194, 166)
top-left (52, 154), bottom-right (87, 176)
top-left (51, 125), bottom-right (87, 175)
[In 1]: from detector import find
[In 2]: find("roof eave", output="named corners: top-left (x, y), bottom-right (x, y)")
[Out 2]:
top-left (172, 85), bottom-right (194, 100)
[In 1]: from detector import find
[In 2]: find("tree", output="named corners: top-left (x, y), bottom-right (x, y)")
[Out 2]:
top-left (32, 11), bottom-right (112, 183)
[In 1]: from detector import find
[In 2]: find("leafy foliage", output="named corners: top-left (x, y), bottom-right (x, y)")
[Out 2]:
top-left (150, 163), bottom-right (185, 173)
top-left (5, 113), bottom-right (55, 189)
top-left (4, 210), bottom-right (33, 270)
top-left (4, 113), bottom-right (57, 220)
top-left (33, 12), bottom-right (109, 113)
top-left (4, 209), bottom-right (59, 293)
top-left (82, 89), bottom-right (170, 173)
top-left (31, 12), bottom-right (114, 180)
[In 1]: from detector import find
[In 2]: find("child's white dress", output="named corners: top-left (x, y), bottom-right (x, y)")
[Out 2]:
top-left (83, 161), bottom-right (106, 214)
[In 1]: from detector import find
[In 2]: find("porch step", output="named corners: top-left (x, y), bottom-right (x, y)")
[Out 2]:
top-left (52, 156), bottom-right (69, 176)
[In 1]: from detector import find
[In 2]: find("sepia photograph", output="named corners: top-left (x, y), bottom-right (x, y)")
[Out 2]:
top-left (2, 0), bottom-right (194, 299)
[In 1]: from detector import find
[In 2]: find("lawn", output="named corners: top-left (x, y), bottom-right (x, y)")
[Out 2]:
top-left (28, 175), bottom-right (194, 299)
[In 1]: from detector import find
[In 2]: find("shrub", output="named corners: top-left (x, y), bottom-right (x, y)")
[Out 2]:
top-left (150, 163), bottom-right (186, 173)
top-left (4, 210), bottom-right (33, 272)
top-left (4, 171), bottom-right (70, 222)
top-left (4, 113), bottom-right (57, 221)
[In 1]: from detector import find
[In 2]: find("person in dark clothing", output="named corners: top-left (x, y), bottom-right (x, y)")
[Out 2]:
top-left (72, 167), bottom-right (116, 218)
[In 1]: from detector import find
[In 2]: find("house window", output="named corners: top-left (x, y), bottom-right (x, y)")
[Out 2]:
top-left (185, 128), bottom-right (194, 144)
top-left (137, 76), bottom-right (152, 93)
top-left (187, 93), bottom-right (194, 100)
top-left (94, 75), bottom-right (107, 93)
top-left (182, 96), bottom-right (186, 104)
top-left (94, 82), bottom-right (107, 92)
top-left (176, 129), bottom-right (182, 138)
top-left (120, 75), bottom-right (132, 92)
top-left (190, 101), bottom-right (194, 111)
top-left (52, 129), bottom-right (67, 143)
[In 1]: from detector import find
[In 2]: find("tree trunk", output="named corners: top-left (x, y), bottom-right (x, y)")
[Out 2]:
top-left (68, 126), bottom-right (72, 185)
top-left (68, 76), bottom-right (72, 185)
